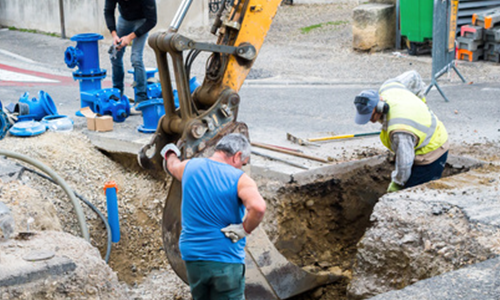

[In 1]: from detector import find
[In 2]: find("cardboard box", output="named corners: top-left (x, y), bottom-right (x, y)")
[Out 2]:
top-left (79, 107), bottom-right (113, 132)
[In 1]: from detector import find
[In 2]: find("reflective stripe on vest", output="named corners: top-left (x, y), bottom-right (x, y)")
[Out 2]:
top-left (389, 111), bottom-right (437, 149)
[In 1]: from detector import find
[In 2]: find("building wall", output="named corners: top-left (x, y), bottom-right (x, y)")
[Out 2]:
top-left (0, 0), bottom-right (209, 39)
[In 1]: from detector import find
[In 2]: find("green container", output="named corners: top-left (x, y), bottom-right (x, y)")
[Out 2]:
top-left (400, 0), bottom-right (434, 42)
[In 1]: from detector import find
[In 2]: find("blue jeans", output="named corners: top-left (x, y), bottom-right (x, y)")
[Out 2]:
top-left (111, 16), bottom-right (148, 103)
top-left (185, 261), bottom-right (245, 300)
top-left (405, 151), bottom-right (448, 188)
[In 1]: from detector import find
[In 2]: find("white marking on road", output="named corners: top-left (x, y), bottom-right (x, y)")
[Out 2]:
top-left (0, 49), bottom-right (35, 63)
top-left (481, 88), bottom-right (500, 92)
top-left (0, 69), bottom-right (58, 83)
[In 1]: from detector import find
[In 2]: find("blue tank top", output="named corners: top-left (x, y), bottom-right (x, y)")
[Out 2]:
top-left (179, 158), bottom-right (246, 264)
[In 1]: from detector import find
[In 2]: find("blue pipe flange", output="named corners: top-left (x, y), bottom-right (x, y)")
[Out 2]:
top-left (38, 91), bottom-right (58, 116)
top-left (64, 46), bottom-right (82, 69)
top-left (9, 120), bottom-right (46, 137)
top-left (18, 91), bottom-right (58, 121)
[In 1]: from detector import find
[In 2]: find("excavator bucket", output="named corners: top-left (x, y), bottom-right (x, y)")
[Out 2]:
top-left (162, 180), bottom-right (343, 299)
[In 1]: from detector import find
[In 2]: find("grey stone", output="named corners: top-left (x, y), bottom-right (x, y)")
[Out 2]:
top-left (0, 157), bottom-right (24, 183)
top-left (347, 164), bottom-right (500, 299)
top-left (352, 3), bottom-right (395, 51)
top-left (367, 256), bottom-right (500, 299)
top-left (0, 256), bottom-right (76, 287)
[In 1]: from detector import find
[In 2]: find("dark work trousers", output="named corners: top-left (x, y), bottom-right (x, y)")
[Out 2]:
top-left (405, 151), bottom-right (448, 188)
top-left (185, 260), bottom-right (245, 300)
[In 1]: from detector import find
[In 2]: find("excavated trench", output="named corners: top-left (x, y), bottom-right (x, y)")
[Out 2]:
top-left (257, 155), bottom-right (470, 300)
top-left (103, 152), bottom-right (470, 299)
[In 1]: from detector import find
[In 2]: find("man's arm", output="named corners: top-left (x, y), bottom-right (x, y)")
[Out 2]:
top-left (161, 144), bottom-right (188, 181)
top-left (104, 0), bottom-right (118, 34)
top-left (389, 132), bottom-right (416, 190)
top-left (134, 0), bottom-right (157, 37)
top-left (238, 174), bottom-right (266, 233)
top-left (165, 154), bottom-right (188, 181)
top-left (220, 173), bottom-right (266, 243)
top-left (119, 1), bottom-right (156, 48)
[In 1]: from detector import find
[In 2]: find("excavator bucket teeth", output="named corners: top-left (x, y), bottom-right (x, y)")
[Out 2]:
top-left (162, 179), bottom-right (343, 299)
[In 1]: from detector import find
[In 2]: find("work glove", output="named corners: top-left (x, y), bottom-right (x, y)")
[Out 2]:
top-left (387, 181), bottom-right (403, 193)
top-left (161, 143), bottom-right (181, 160)
top-left (221, 223), bottom-right (250, 243)
top-left (161, 143), bottom-right (181, 175)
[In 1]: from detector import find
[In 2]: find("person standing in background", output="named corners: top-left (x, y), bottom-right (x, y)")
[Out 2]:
top-left (104, 0), bottom-right (157, 106)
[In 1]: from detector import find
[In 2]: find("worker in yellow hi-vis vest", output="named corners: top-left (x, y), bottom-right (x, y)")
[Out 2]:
top-left (353, 80), bottom-right (449, 193)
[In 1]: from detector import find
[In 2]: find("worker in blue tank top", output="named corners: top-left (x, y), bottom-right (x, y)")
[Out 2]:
top-left (162, 133), bottom-right (266, 300)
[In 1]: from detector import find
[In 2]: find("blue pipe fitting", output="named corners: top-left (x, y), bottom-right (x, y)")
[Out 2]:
top-left (9, 120), bottom-right (46, 137)
top-left (128, 68), bottom-right (160, 101)
top-left (104, 181), bottom-right (120, 243)
top-left (65, 33), bottom-right (106, 78)
top-left (135, 99), bottom-right (165, 133)
top-left (17, 91), bottom-right (58, 122)
top-left (172, 77), bottom-right (201, 108)
top-left (146, 83), bottom-right (162, 99)
top-left (66, 33), bottom-right (117, 119)
top-left (135, 77), bottom-right (200, 134)
top-left (187, 76), bottom-right (201, 96)
top-left (81, 88), bottom-right (130, 123)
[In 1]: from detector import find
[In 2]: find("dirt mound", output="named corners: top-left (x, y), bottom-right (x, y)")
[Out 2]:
top-left (0, 132), bottom-right (190, 298)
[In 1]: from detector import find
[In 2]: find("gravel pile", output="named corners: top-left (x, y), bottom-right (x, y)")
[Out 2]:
top-left (0, 132), bottom-right (191, 299)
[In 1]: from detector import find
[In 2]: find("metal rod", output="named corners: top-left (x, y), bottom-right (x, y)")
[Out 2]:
top-left (451, 64), bottom-right (467, 83)
top-left (396, 0), bottom-right (401, 49)
top-left (251, 150), bottom-right (309, 170)
top-left (251, 142), bottom-right (329, 163)
top-left (434, 82), bottom-right (450, 102)
top-left (170, 0), bottom-right (194, 32)
top-left (253, 142), bottom-right (302, 153)
top-left (58, 0), bottom-right (66, 39)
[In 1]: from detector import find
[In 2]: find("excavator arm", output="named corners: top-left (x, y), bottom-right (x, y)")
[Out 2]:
top-left (137, 0), bottom-right (342, 298)
top-left (138, 0), bottom-right (280, 169)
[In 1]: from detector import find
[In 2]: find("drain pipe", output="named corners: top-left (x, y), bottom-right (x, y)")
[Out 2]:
top-left (0, 149), bottom-right (89, 242)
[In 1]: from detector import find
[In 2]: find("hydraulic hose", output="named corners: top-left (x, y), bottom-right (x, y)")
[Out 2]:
top-left (24, 167), bottom-right (112, 263)
top-left (0, 149), bottom-right (90, 241)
